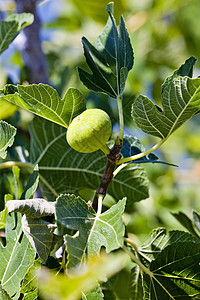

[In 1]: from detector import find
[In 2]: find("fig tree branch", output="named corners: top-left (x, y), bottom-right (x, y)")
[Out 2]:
top-left (92, 140), bottom-right (122, 211)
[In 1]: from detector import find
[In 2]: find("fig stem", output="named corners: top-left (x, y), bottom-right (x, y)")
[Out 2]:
top-left (92, 140), bottom-right (122, 211)
top-left (117, 96), bottom-right (124, 140)
top-left (100, 143), bottom-right (111, 156)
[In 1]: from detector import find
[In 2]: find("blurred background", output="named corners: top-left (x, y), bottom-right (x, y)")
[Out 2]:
top-left (0, 0), bottom-right (200, 243)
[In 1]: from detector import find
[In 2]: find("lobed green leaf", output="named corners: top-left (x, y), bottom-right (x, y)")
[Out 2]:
top-left (132, 75), bottom-right (200, 140)
top-left (0, 85), bottom-right (86, 128)
top-left (78, 2), bottom-right (133, 98)
top-left (143, 242), bottom-right (200, 299)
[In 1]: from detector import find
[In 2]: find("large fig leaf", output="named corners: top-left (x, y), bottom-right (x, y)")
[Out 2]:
top-left (143, 242), bottom-right (200, 299)
top-left (78, 3), bottom-right (133, 98)
top-left (0, 121), bottom-right (16, 159)
top-left (29, 117), bottom-right (149, 204)
top-left (139, 228), bottom-right (199, 264)
top-left (0, 13), bottom-right (33, 55)
top-left (132, 76), bottom-right (200, 139)
top-left (56, 194), bottom-right (126, 267)
top-left (0, 85), bottom-right (86, 128)
top-left (0, 213), bottom-right (35, 299)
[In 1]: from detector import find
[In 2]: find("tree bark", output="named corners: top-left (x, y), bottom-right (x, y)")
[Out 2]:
top-left (15, 0), bottom-right (49, 84)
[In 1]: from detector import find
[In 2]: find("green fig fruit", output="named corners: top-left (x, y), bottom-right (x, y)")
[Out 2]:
top-left (67, 109), bottom-right (112, 154)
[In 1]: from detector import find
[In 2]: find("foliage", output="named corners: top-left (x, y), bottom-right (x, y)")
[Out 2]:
top-left (0, 2), bottom-right (200, 299)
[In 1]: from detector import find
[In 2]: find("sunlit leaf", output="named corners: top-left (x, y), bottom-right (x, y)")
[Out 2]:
top-left (0, 213), bottom-right (35, 299)
top-left (78, 3), bottom-right (133, 98)
top-left (0, 120), bottom-right (16, 159)
top-left (0, 194), bottom-right (13, 230)
top-left (0, 100), bottom-right (17, 120)
top-left (82, 284), bottom-right (104, 300)
top-left (132, 76), bottom-right (200, 139)
top-left (87, 198), bottom-right (126, 257)
top-left (162, 56), bottom-right (197, 93)
top-left (20, 164), bottom-right (39, 200)
top-left (0, 85), bottom-right (86, 128)
top-left (0, 13), bottom-right (33, 55)
top-left (56, 194), bottom-right (125, 266)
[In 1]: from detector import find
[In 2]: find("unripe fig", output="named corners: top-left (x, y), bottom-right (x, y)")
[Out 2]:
top-left (67, 109), bottom-right (112, 154)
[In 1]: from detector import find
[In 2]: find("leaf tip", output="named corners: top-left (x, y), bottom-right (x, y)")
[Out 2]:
top-left (106, 2), bottom-right (114, 14)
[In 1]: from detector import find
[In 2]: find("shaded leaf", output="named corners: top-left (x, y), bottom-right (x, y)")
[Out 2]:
top-left (172, 211), bottom-right (200, 239)
top-left (6, 198), bottom-right (55, 218)
top-left (139, 228), bottom-right (199, 264)
top-left (193, 211), bottom-right (200, 233)
top-left (143, 242), bottom-right (200, 299)
top-left (20, 258), bottom-right (41, 300)
top-left (0, 213), bottom-right (35, 299)
top-left (0, 85), bottom-right (86, 128)
top-left (38, 252), bottom-right (129, 300)
top-left (65, 229), bottom-right (90, 268)
top-left (129, 265), bottom-right (144, 300)
top-left (132, 76), bottom-right (200, 139)
top-left (0, 120), bottom-right (17, 159)
top-left (29, 117), bottom-right (149, 205)
top-left (56, 194), bottom-right (94, 268)
top-left (78, 3), bottom-right (133, 98)
top-left (0, 13), bottom-right (33, 55)
top-left (22, 215), bottom-right (55, 264)
top-left (121, 136), bottom-right (177, 166)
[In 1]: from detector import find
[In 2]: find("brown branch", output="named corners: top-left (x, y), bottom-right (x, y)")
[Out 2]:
top-left (15, 0), bottom-right (49, 84)
top-left (92, 140), bottom-right (122, 211)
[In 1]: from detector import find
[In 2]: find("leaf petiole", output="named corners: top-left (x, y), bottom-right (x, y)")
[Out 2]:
top-left (117, 96), bottom-right (124, 140)
top-left (0, 161), bottom-right (34, 171)
top-left (122, 245), bottom-right (153, 276)
top-left (117, 138), bottom-right (166, 165)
